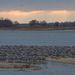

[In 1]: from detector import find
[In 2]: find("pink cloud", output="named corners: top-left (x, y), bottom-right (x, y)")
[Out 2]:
top-left (0, 10), bottom-right (44, 16)
top-left (0, 10), bottom-right (75, 23)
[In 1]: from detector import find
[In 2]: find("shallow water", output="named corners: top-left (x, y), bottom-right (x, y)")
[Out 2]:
top-left (0, 30), bottom-right (75, 46)
top-left (0, 61), bottom-right (75, 75)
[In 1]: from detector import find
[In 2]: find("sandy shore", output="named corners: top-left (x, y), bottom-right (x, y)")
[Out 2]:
top-left (46, 57), bottom-right (75, 64)
top-left (0, 62), bottom-right (42, 70)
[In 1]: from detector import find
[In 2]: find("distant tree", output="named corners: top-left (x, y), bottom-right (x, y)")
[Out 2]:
top-left (40, 20), bottom-right (47, 26)
top-left (0, 18), bottom-right (13, 27)
top-left (72, 21), bottom-right (75, 26)
top-left (13, 21), bottom-right (19, 26)
top-left (63, 22), bottom-right (69, 26)
top-left (29, 20), bottom-right (39, 26)
top-left (0, 17), bottom-right (3, 20)
top-left (3, 18), bottom-right (13, 27)
top-left (4, 18), bottom-right (13, 27)
top-left (55, 22), bottom-right (59, 26)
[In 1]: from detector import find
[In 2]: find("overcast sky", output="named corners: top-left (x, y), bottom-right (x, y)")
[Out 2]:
top-left (0, 0), bottom-right (75, 11)
top-left (0, 0), bottom-right (75, 23)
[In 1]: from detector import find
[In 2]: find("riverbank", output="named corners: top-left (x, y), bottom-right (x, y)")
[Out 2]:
top-left (0, 26), bottom-right (75, 31)
top-left (46, 57), bottom-right (75, 64)
top-left (0, 61), bottom-right (42, 70)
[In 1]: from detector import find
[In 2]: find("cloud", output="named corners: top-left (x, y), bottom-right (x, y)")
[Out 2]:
top-left (0, 10), bottom-right (44, 16)
top-left (0, 10), bottom-right (75, 23)
top-left (50, 10), bottom-right (68, 14)
top-left (0, 10), bottom-right (70, 16)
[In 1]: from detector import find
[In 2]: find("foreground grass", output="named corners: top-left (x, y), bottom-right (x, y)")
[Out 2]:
top-left (0, 62), bottom-right (42, 70)
top-left (46, 57), bottom-right (75, 64)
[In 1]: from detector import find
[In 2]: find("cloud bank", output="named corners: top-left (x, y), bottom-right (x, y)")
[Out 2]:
top-left (0, 10), bottom-right (75, 23)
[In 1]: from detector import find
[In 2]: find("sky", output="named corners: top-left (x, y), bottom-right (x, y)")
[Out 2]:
top-left (0, 0), bottom-right (75, 23)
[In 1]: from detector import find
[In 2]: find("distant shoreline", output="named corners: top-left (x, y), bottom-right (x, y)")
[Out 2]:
top-left (0, 26), bottom-right (75, 31)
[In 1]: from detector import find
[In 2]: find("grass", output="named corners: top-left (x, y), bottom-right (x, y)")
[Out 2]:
top-left (0, 26), bottom-right (75, 31)
top-left (46, 57), bottom-right (75, 64)
top-left (0, 61), bottom-right (42, 70)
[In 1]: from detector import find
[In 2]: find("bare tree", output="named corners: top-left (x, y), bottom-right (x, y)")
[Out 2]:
top-left (29, 20), bottom-right (39, 26)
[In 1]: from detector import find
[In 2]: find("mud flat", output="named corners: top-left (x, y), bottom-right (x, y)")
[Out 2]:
top-left (46, 57), bottom-right (75, 64)
top-left (0, 61), bottom-right (42, 70)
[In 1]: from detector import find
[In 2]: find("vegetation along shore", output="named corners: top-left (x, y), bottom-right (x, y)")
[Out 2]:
top-left (0, 18), bottom-right (75, 30)
top-left (0, 61), bottom-right (42, 70)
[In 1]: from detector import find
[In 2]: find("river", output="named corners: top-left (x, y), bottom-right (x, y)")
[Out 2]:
top-left (0, 30), bottom-right (75, 46)
top-left (0, 30), bottom-right (75, 75)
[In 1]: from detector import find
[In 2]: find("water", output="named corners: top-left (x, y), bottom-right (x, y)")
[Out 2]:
top-left (0, 30), bottom-right (75, 75)
top-left (0, 30), bottom-right (75, 46)
top-left (0, 61), bottom-right (75, 75)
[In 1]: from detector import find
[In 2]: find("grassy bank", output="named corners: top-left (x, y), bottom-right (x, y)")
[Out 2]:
top-left (0, 26), bottom-right (75, 31)
top-left (0, 62), bottom-right (42, 70)
top-left (46, 57), bottom-right (75, 64)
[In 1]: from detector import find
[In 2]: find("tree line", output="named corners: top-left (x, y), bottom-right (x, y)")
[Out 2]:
top-left (29, 20), bottom-right (75, 27)
top-left (0, 17), bottom-right (75, 27)
top-left (29, 20), bottom-right (47, 26)
top-left (0, 17), bottom-right (19, 27)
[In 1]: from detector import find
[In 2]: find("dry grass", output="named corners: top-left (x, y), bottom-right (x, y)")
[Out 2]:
top-left (46, 57), bottom-right (75, 64)
top-left (0, 61), bottom-right (42, 70)
top-left (0, 26), bottom-right (75, 31)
